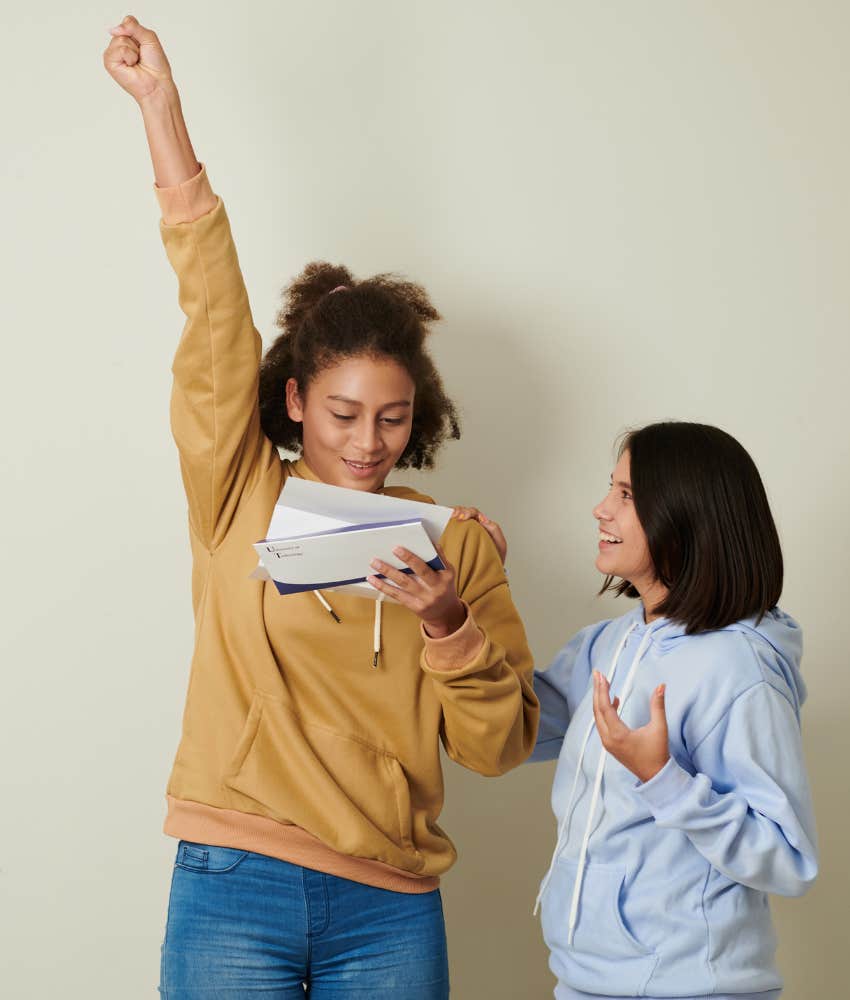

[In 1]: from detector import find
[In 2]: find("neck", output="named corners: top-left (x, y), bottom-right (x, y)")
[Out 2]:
top-left (634, 577), bottom-right (668, 623)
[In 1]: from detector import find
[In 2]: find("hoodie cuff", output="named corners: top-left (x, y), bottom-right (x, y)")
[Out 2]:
top-left (421, 603), bottom-right (485, 673)
top-left (633, 756), bottom-right (694, 814)
top-left (154, 163), bottom-right (217, 224)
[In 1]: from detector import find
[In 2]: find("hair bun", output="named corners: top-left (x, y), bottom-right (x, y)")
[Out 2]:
top-left (276, 261), bottom-right (355, 337)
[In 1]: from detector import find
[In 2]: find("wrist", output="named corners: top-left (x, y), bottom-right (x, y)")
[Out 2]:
top-left (138, 83), bottom-right (181, 116)
top-left (423, 600), bottom-right (467, 639)
top-left (636, 753), bottom-right (670, 784)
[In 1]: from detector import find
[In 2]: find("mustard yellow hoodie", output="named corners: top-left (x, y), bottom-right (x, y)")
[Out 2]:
top-left (156, 168), bottom-right (538, 892)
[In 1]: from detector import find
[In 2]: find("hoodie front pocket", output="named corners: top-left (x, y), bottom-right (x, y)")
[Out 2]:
top-left (223, 692), bottom-right (422, 872)
top-left (541, 858), bottom-right (657, 995)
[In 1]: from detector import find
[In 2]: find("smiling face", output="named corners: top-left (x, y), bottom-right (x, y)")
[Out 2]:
top-left (285, 354), bottom-right (415, 492)
top-left (593, 449), bottom-right (667, 613)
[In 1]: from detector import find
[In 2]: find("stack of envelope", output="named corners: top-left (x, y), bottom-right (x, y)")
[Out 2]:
top-left (252, 478), bottom-right (453, 600)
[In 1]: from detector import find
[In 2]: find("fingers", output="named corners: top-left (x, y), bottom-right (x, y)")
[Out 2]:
top-left (109, 14), bottom-right (158, 45)
top-left (371, 545), bottom-right (453, 588)
top-left (451, 506), bottom-right (481, 521)
top-left (104, 35), bottom-right (140, 69)
top-left (593, 671), bottom-right (627, 745)
top-left (450, 507), bottom-right (507, 564)
top-left (392, 546), bottom-right (439, 583)
top-left (450, 505), bottom-right (499, 534)
top-left (364, 574), bottom-right (402, 603)
top-left (481, 519), bottom-right (507, 563)
top-left (649, 684), bottom-right (668, 732)
top-left (369, 559), bottom-right (418, 591)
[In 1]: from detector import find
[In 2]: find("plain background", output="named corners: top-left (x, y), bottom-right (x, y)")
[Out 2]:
top-left (1, 2), bottom-right (847, 997)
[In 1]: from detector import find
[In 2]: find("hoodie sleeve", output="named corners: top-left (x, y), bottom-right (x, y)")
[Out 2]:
top-left (529, 622), bottom-right (610, 762)
top-left (157, 170), bottom-right (278, 550)
top-left (635, 680), bottom-right (818, 896)
top-left (419, 518), bottom-right (538, 776)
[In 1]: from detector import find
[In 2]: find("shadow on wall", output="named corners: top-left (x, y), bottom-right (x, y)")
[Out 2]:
top-left (774, 704), bottom-right (848, 999)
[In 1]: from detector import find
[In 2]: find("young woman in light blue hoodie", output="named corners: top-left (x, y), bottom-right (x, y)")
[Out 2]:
top-left (459, 421), bottom-right (818, 998)
top-left (530, 421), bottom-right (817, 999)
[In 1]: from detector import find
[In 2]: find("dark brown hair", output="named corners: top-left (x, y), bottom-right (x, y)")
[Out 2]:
top-left (258, 262), bottom-right (460, 469)
top-left (601, 422), bottom-right (783, 633)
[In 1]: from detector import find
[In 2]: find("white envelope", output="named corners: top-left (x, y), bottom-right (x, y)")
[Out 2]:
top-left (254, 519), bottom-right (442, 594)
top-left (253, 478), bottom-right (454, 600)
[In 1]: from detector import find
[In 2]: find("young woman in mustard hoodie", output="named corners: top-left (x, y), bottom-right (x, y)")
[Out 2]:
top-left (103, 15), bottom-right (537, 999)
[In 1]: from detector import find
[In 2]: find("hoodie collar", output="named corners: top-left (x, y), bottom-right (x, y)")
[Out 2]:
top-left (291, 456), bottom-right (322, 482)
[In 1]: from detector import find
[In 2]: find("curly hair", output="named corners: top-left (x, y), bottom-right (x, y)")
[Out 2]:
top-left (259, 261), bottom-right (461, 469)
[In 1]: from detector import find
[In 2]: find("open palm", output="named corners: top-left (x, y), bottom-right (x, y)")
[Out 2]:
top-left (592, 670), bottom-right (671, 783)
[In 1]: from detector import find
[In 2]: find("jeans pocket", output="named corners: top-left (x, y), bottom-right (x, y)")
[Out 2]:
top-left (174, 841), bottom-right (250, 873)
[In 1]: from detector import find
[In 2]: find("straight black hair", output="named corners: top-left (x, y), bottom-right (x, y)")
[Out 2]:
top-left (600, 422), bottom-right (783, 634)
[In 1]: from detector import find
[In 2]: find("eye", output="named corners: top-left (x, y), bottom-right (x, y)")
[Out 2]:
top-left (621, 490), bottom-right (632, 501)
top-left (332, 413), bottom-right (355, 422)
top-left (381, 417), bottom-right (404, 426)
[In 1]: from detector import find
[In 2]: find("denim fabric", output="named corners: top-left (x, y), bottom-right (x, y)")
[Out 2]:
top-left (159, 842), bottom-right (449, 998)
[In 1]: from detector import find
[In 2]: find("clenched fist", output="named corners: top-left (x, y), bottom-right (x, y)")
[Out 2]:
top-left (103, 15), bottom-right (175, 104)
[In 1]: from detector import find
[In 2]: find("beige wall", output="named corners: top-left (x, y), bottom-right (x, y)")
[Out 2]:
top-left (1, 2), bottom-right (847, 997)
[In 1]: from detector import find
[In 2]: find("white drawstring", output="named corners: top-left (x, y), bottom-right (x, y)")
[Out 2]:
top-left (373, 593), bottom-right (385, 668)
top-left (533, 623), bottom-right (636, 916)
top-left (313, 590), bottom-right (384, 669)
top-left (313, 590), bottom-right (341, 623)
top-left (565, 627), bottom-right (653, 946)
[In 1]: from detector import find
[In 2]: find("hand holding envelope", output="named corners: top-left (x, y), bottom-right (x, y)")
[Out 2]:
top-left (252, 478), bottom-right (454, 602)
top-left (365, 539), bottom-right (467, 639)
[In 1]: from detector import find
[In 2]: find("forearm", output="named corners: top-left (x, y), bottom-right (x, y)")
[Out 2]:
top-left (530, 670), bottom-right (572, 756)
top-left (422, 606), bottom-right (538, 776)
top-left (637, 758), bottom-right (818, 896)
top-left (139, 87), bottom-right (201, 188)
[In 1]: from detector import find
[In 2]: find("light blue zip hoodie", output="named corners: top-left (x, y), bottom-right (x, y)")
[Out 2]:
top-left (531, 604), bottom-right (817, 998)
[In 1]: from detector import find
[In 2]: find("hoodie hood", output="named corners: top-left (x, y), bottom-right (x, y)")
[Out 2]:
top-left (624, 604), bottom-right (806, 715)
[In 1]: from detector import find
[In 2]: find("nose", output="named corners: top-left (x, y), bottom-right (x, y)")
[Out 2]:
top-left (593, 496), bottom-right (613, 523)
top-left (352, 418), bottom-right (381, 456)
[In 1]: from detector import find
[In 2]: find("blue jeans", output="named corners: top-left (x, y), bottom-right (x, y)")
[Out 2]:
top-left (159, 842), bottom-right (450, 998)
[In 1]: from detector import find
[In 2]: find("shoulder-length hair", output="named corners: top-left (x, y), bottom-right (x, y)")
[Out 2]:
top-left (601, 422), bottom-right (783, 634)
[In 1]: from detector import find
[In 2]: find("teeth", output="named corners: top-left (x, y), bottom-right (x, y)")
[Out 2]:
top-left (600, 531), bottom-right (622, 543)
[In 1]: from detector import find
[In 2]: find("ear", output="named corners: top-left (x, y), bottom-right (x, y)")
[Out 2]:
top-left (285, 378), bottom-right (304, 423)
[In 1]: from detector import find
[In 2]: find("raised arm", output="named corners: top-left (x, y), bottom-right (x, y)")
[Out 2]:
top-left (104, 16), bottom-right (201, 188)
top-left (103, 16), bottom-right (276, 551)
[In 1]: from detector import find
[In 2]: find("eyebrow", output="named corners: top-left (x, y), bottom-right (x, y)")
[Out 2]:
top-left (327, 395), bottom-right (412, 408)
top-left (610, 477), bottom-right (632, 489)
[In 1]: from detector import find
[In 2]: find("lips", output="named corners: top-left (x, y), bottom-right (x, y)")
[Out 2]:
top-left (342, 458), bottom-right (385, 478)
top-left (599, 530), bottom-right (622, 543)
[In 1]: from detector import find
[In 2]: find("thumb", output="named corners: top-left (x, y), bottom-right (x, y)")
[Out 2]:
top-left (650, 684), bottom-right (668, 732)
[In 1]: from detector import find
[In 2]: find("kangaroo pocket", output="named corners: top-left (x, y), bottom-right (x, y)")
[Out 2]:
top-left (223, 691), bottom-right (423, 873)
top-left (541, 858), bottom-right (657, 995)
